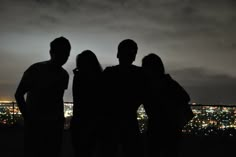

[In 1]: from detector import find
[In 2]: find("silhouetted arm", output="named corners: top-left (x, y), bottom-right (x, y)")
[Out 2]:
top-left (72, 70), bottom-right (79, 116)
top-left (168, 75), bottom-right (190, 103)
top-left (174, 83), bottom-right (190, 103)
top-left (15, 69), bottom-right (33, 119)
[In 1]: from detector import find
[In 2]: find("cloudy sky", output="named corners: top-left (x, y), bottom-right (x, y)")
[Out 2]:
top-left (0, 0), bottom-right (236, 104)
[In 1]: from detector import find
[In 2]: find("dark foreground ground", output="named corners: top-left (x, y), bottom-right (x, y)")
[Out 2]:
top-left (0, 128), bottom-right (235, 157)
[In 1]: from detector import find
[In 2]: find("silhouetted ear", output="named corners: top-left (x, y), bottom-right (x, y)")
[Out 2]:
top-left (49, 49), bottom-right (54, 57)
top-left (49, 50), bottom-right (57, 61)
top-left (117, 51), bottom-right (120, 59)
top-left (49, 49), bottom-right (52, 57)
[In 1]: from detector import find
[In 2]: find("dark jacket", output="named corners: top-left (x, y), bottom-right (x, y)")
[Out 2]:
top-left (144, 74), bottom-right (193, 130)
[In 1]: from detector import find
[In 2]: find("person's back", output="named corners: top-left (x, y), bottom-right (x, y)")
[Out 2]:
top-left (70, 50), bottom-right (103, 157)
top-left (25, 61), bottom-right (68, 120)
top-left (101, 39), bottom-right (144, 157)
top-left (15, 36), bottom-right (71, 157)
top-left (142, 53), bottom-right (192, 157)
top-left (103, 64), bottom-right (143, 124)
top-left (72, 50), bottom-right (103, 120)
top-left (145, 74), bottom-right (190, 129)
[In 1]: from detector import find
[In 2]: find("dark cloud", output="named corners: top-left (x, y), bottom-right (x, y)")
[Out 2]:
top-left (0, 0), bottom-right (236, 103)
top-left (170, 67), bottom-right (236, 104)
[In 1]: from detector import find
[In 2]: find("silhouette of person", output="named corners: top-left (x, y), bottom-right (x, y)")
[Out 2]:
top-left (70, 50), bottom-right (103, 157)
top-left (142, 53), bottom-right (193, 157)
top-left (100, 39), bottom-right (145, 157)
top-left (15, 36), bottom-right (71, 157)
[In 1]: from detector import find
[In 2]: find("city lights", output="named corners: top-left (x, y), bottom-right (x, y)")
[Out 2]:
top-left (1, 102), bottom-right (236, 136)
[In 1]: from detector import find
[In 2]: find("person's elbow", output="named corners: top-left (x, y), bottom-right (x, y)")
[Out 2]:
top-left (14, 90), bottom-right (24, 102)
top-left (15, 92), bottom-right (20, 103)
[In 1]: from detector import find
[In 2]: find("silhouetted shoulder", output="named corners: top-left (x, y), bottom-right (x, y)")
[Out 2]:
top-left (60, 66), bottom-right (69, 80)
top-left (164, 74), bottom-right (190, 103)
top-left (129, 64), bottom-right (142, 72)
top-left (131, 64), bottom-right (142, 70)
top-left (24, 62), bottom-right (44, 73)
top-left (31, 61), bottom-right (68, 75)
top-left (104, 65), bottom-right (142, 72)
top-left (103, 65), bottom-right (119, 76)
top-left (25, 61), bottom-right (49, 74)
top-left (21, 61), bottom-right (48, 81)
top-left (24, 61), bottom-right (69, 91)
top-left (103, 66), bottom-right (114, 73)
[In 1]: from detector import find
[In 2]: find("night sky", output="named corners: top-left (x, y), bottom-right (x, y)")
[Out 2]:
top-left (0, 0), bottom-right (236, 104)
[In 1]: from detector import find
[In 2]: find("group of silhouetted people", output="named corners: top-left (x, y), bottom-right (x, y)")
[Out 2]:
top-left (15, 37), bottom-right (194, 157)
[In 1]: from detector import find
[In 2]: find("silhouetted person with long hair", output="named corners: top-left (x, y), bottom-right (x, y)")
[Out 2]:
top-left (15, 36), bottom-right (71, 157)
top-left (70, 50), bottom-right (103, 157)
top-left (100, 39), bottom-right (145, 157)
top-left (142, 53), bottom-right (193, 157)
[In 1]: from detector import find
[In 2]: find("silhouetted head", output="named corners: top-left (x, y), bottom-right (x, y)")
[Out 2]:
top-left (142, 53), bottom-right (165, 77)
top-left (49, 36), bottom-right (71, 66)
top-left (117, 39), bottom-right (138, 65)
top-left (76, 50), bottom-right (102, 74)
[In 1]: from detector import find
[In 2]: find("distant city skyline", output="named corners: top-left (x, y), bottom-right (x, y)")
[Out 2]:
top-left (0, 0), bottom-right (236, 104)
top-left (1, 101), bottom-right (236, 136)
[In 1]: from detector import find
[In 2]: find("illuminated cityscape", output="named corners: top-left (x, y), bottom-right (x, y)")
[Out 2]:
top-left (0, 102), bottom-right (22, 127)
top-left (1, 102), bottom-right (236, 136)
top-left (182, 104), bottom-right (236, 136)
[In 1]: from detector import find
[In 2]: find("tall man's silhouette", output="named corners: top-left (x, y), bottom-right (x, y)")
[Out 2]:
top-left (15, 37), bottom-right (71, 157)
top-left (101, 39), bottom-right (144, 157)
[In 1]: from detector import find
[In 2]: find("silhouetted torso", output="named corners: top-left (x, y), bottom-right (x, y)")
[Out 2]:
top-left (103, 65), bottom-right (144, 127)
top-left (72, 69), bottom-right (101, 120)
top-left (14, 36), bottom-right (70, 157)
top-left (144, 74), bottom-right (190, 129)
top-left (144, 74), bottom-right (190, 157)
top-left (98, 39), bottom-right (144, 157)
top-left (17, 61), bottom-right (69, 157)
top-left (24, 61), bottom-right (69, 120)
top-left (101, 64), bottom-right (145, 157)
top-left (70, 50), bottom-right (103, 157)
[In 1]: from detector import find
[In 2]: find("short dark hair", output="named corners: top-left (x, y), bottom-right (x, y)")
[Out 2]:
top-left (50, 36), bottom-right (71, 54)
top-left (118, 39), bottom-right (138, 54)
top-left (117, 39), bottom-right (138, 63)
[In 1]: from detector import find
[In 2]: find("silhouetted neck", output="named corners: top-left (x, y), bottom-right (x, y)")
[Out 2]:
top-left (118, 63), bottom-right (134, 67)
top-left (48, 60), bottom-right (63, 67)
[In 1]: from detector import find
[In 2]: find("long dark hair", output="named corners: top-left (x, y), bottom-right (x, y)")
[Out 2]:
top-left (74, 50), bottom-right (103, 75)
top-left (142, 53), bottom-right (165, 77)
